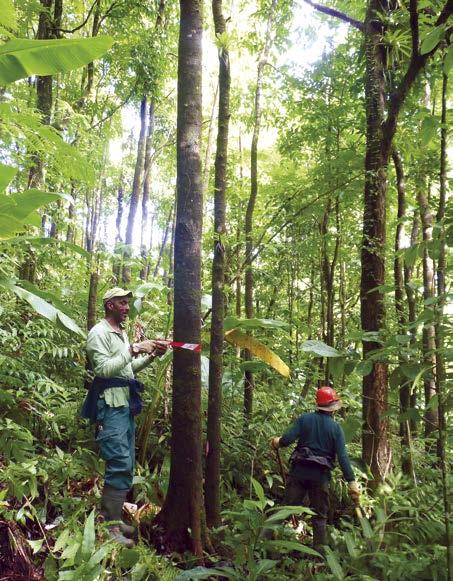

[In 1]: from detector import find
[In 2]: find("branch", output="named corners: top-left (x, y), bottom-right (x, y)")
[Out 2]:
top-left (383, 0), bottom-right (453, 155)
top-left (409, 0), bottom-right (419, 58)
top-left (55, 0), bottom-right (99, 34)
top-left (302, 0), bottom-right (364, 31)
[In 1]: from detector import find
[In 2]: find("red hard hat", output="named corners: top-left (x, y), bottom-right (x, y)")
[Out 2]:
top-left (316, 386), bottom-right (339, 407)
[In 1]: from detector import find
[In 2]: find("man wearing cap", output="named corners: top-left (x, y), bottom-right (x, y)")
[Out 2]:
top-left (82, 287), bottom-right (167, 547)
top-left (270, 386), bottom-right (359, 551)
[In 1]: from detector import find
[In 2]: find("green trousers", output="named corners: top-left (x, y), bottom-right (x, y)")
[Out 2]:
top-left (95, 399), bottom-right (135, 490)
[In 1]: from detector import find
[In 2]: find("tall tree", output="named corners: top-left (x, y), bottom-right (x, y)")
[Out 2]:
top-left (304, 0), bottom-right (452, 484)
top-left (155, 0), bottom-right (205, 555)
top-left (244, 0), bottom-right (277, 422)
top-left (205, 0), bottom-right (230, 528)
top-left (123, 97), bottom-right (148, 283)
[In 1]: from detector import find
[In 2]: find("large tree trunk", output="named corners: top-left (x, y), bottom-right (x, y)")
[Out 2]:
top-left (205, 0), bottom-right (230, 529)
top-left (123, 97), bottom-right (148, 284)
top-left (243, 0), bottom-right (277, 423)
top-left (155, 0), bottom-right (205, 555)
top-left (360, 2), bottom-right (391, 485)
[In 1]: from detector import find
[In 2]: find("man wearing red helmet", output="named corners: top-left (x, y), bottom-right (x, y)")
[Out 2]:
top-left (271, 386), bottom-right (359, 550)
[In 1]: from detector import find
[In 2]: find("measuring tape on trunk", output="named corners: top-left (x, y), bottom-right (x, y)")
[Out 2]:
top-left (169, 341), bottom-right (201, 353)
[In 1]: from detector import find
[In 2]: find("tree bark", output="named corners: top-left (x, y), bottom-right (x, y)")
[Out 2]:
top-left (360, 1), bottom-right (391, 485)
top-left (155, 0), bottom-right (205, 555)
top-left (205, 0), bottom-right (230, 529)
top-left (392, 148), bottom-right (413, 477)
top-left (123, 97), bottom-right (148, 284)
top-left (243, 0), bottom-right (277, 423)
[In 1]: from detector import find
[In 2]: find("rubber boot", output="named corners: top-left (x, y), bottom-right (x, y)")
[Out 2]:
top-left (100, 485), bottom-right (135, 548)
top-left (312, 517), bottom-right (328, 553)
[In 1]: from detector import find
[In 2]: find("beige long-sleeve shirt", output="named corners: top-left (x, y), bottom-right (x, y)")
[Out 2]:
top-left (86, 319), bottom-right (152, 406)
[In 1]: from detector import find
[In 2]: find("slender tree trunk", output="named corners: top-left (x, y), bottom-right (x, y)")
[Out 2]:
top-left (205, 0), bottom-right (230, 528)
top-left (243, 0), bottom-right (277, 423)
top-left (123, 97), bottom-right (148, 283)
top-left (153, 205), bottom-right (174, 278)
top-left (155, 0), bottom-right (205, 555)
top-left (87, 271), bottom-right (99, 331)
top-left (404, 211), bottom-right (419, 433)
top-left (435, 64), bottom-right (451, 579)
top-left (202, 82), bottom-right (219, 196)
top-left (417, 185), bottom-right (438, 440)
top-left (140, 101), bottom-right (155, 280)
top-left (28, 0), bottom-right (53, 191)
top-left (392, 148), bottom-right (413, 477)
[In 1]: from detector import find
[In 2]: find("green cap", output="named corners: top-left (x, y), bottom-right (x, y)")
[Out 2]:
top-left (102, 287), bottom-right (133, 303)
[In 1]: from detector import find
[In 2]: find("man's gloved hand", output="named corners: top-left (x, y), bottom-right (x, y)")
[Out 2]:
top-left (348, 481), bottom-right (360, 505)
top-left (270, 437), bottom-right (281, 450)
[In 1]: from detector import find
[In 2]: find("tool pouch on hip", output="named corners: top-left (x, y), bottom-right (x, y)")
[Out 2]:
top-left (290, 446), bottom-right (334, 470)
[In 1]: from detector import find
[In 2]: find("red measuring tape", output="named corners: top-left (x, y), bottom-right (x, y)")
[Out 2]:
top-left (168, 341), bottom-right (201, 353)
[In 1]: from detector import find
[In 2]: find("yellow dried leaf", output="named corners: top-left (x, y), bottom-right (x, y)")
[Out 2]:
top-left (225, 329), bottom-right (290, 378)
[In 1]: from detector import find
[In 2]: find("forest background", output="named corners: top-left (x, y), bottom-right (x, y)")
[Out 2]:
top-left (0, 0), bottom-right (451, 579)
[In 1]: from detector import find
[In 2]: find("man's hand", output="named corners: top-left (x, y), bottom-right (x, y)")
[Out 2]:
top-left (153, 339), bottom-right (170, 357)
top-left (270, 436), bottom-right (281, 450)
top-left (348, 481), bottom-right (360, 505)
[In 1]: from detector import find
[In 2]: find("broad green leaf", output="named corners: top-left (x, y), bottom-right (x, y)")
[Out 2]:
top-left (329, 356), bottom-right (345, 379)
top-left (325, 547), bottom-right (345, 580)
top-left (1, 190), bottom-right (65, 221)
top-left (420, 116), bottom-right (437, 146)
top-left (400, 363), bottom-right (425, 380)
top-left (444, 44), bottom-right (453, 74)
top-left (117, 548), bottom-right (140, 569)
top-left (341, 416), bottom-right (362, 443)
top-left (60, 541), bottom-right (80, 561)
top-left (225, 329), bottom-right (290, 377)
top-left (301, 340), bottom-right (341, 357)
top-left (251, 477), bottom-right (266, 507)
top-left (265, 540), bottom-right (322, 557)
top-left (255, 559), bottom-right (278, 576)
top-left (4, 236), bottom-right (88, 258)
top-left (54, 528), bottom-right (70, 552)
top-left (359, 515), bottom-right (374, 539)
top-left (344, 532), bottom-right (358, 558)
top-left (81, 509), bottom-right (96, 560)
top-left (11, 284), bottom-right (85, 337)
top-left (355, 359), bottom-right (373, 377)
top-left (224, 315), bottom-right (288, 332)
top-left (0, 162), bottom-right (17, 191)
top-left (0, 213), bottom-right (25, 238)
top-left (0, 36), bottom-right (114, 84)
top-left (174, 566), bottom-right (235, 580)
top-left (27, 538), bottom-right (44, 554)
top-left (420, 26), bottom-right (444, 55)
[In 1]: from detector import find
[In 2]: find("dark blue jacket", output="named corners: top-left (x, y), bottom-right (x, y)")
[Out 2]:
top-left (280, 411), bottom-right (355, 483)
top-left (81, 376), bottom-right (144, 423)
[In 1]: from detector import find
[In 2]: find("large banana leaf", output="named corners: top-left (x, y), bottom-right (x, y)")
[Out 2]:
top-left (225, 329), bottom-right (290, 378)
top-left (0, 36), bottom-right (113, 84)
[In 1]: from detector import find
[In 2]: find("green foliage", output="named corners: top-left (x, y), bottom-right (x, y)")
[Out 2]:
top-left (0, 37), bottom-right (113, 84)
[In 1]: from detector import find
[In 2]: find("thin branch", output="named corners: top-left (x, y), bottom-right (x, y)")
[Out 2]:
top-left (302, 0), bottom-right (364, 31)
top-left (55, 0), bottom-right (99, 33)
